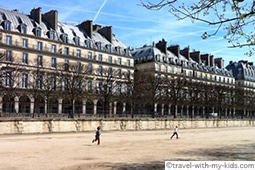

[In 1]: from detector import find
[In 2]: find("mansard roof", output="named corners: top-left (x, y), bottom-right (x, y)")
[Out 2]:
top-left (226, 60), bottom-right (255, 81)
top-left (132, 43), bottom-right (232, 76)
top-left (0, 7), bottom-right (130, 56)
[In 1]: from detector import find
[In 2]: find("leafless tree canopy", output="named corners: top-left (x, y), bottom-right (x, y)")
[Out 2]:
top-left (141, 0), bottom-right (255, 56)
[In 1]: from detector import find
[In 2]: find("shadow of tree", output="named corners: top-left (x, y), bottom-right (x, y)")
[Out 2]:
top-left (179, 143), bottom-right (255, 161)
top-left (62, 143), bottom-right (255, 170)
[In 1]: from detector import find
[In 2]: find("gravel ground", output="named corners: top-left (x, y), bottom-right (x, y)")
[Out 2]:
top-left (0, 127), bottom-right (254, 170)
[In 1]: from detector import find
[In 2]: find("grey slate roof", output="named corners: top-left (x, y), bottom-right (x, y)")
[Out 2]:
top-left (132, 44), bottom-right (232, 76)
top-left (0, 7), bottom-right (129, 55)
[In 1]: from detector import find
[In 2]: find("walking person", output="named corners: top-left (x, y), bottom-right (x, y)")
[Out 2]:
top-left (92, 126), bottom-right (101, 145)
top-left (170, 126), bottom-right (178, 139)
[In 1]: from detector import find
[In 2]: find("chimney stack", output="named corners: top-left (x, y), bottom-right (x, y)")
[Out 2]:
top-left (43, 10), bottom-right (58, 30)
top-left (79, 20), bottom-right (93, 38)
top-left (190, 51), bottom-right (201, 64)
top-left (30, 7), bottom-right (42, 24)
top-left (156, 39), bottom-right (167, 54)
top-left (168, 45), bottom-right (180, 58)
top-left (98, 26), bottom-right (112, 43)
top-left (181, 47), bottom-right (190, 60)
top-left (214, 58), bottom-right (224, 68)
top-left (201, 54), bottom-right (210, 66)
top-left (210, 55), bottom-right (214, 67)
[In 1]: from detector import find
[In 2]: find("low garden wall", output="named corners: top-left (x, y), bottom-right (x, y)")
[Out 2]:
top-left (0, 118), bottom-right (254, 135)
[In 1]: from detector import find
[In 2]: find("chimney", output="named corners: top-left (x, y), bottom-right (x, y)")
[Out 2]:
top-left (201, 54), bottom-right (210, 66)
top-left (79, 20), bottom-right (93, 38)
top-left (210, 55), bottom-right (214, 67)
top-left (248, 62), bottom-right (253, 66)
top-left (190, 51), bottom-right (201, 64)
top-left (168, 45), bottom-right (180, 58)
top-left (30, 7), bottom-right (42, 24)
top-left (43, 10), bottom-right (58, 30)
top-left (181, 47), bottom-right (190, 60)
top-left (98, 26), bottom-right (112, 43)
top-left (156, 39), bottom-right (167, 54)
top-left (214, 58), bottom-right (224, 68)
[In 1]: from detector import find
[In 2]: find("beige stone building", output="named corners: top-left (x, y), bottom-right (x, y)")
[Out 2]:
top-left (132, 39), bottom-right (236, 118)
top-left (0, 7), bottom-right (134, 116)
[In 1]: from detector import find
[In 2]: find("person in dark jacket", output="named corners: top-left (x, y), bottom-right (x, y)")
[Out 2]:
top-left (92, 126), bottom-right (101, 145)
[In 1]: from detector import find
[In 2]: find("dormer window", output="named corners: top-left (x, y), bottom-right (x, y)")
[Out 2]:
top-left (106, 44), bottom-right (112, 52)
top-left (48, 30), bottom-right (56, 40)
top-left (96, 42), bottom-right (102, 50)
top-left (33, 27), bottom-right (42, 37)
top-left (19, 24), bottom-right (27, 34)
top-left (61, 34), bottom-right (68, 43)
top-left (73, 36), bottom-right (80, 46)
top-left (115, 46), bottom-right (121, 54)
top-left (3, 20), bottom-right (11, 31)
top-left (85, 40), bottom-right (93, 48)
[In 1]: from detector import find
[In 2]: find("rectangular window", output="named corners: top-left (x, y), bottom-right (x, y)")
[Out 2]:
top-left (87, 80), bottom-right (92, 91)
top-left (108, 67), bottom-right (112, 77)
top-left (21, 25), bottom-right (27, 34)
top-left (51, 57), bottom-right (56, 68)
top-left (49, 31), bottom-right (55, 40)
top-left (37, 55), bottom-right (43, 66)
top-left (108, 56), bottom-right (112, 63)
top-left (36, 75), bottom-right (43, 89)
top-left (76, 49), bottom-right (81, 57)
top-left (117, 58), bottom-right (122, 65)
top-left (127, 70), bottom-right (131, 80)
top-left (51, 76), bottom-right (57, 90)
top-left (6, 35), bottom-right (12, 45)
top-left (4, 21), bottom-right (11, 31)
top-left (76, 61), bottom-right (81, 72)
top-left (37, 41), bottom-right (43, 50)
top-left (127, 59), bottom-right (130, 66)
top-left (21, 73), bottom-right (28, 88)
top-left (118, 69), bottom-right (122, 78)
top-left (22, 39), bottom-right (28, 48)
top-left (64, 59), bottom-right (69, 70)
top-left (6, 50), bottom-right (12, 62)
top-left (98, 66), bottom-right (103, 76)
top-left (22, 53), bottom-right (28, 64)
top-left (98, 54), bottom-right (102, 61)
top-left (88, 51), bottom-right (92, 59)
top-left (64, 47), bottom-right (69, 55)
top-left (74, 37), bottom-right (80, 46)
top-left (35, 28), bottom-right (41, 37)
top-left (87, 63), bottom-right (92, 74)
top-left (4, 72), bottom-right (12, 87)
top-left (51, 44), bottom-right (57, 53)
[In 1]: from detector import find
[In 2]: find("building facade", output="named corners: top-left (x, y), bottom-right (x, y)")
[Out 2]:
top-left (132, 39), bottom-right (238, 118)
top-left (0, 7), bottom-right (254, 118)
top-left (0, 7), bottom-right (134, 117)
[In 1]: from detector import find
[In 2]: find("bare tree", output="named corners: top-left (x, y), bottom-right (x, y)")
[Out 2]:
top-left (165, 76), bottom-right (188, 117)
top-left (58, 62), bottom-right (89, 117)
top-left (141, 0), bottom-right (255, 55)
top-left (94, 67), bottom-right (124, 117)
top-left (0, 52), bottom-right (22, 116)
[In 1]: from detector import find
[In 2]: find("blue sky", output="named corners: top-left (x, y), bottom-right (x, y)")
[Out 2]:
top-left (1, 0), bottom-right (254, 66)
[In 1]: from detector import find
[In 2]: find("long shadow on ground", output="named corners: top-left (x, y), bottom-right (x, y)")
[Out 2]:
top-left (62, 143), bottom-right (255, 170)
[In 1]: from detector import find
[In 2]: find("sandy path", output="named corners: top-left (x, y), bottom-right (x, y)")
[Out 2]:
top-left (0, 127), bottom-right (254, 170)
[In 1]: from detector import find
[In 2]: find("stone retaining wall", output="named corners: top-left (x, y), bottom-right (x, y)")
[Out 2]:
top-left (0, 118), bottom-right (254, 135)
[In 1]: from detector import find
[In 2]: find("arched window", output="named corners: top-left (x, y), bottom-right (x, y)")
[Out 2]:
top-left (19, 23), bottom-right (27, 34)
top-left (60, 33), bottom-right (68, 43)
top-left (2, 20), bottom-right (11, 31)
top-left (33, 27), bottom-right (42, 37)
top-left (48, 30), bottom-right (56, 40)
top-left (73, 36), bottom-right (80, 46)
